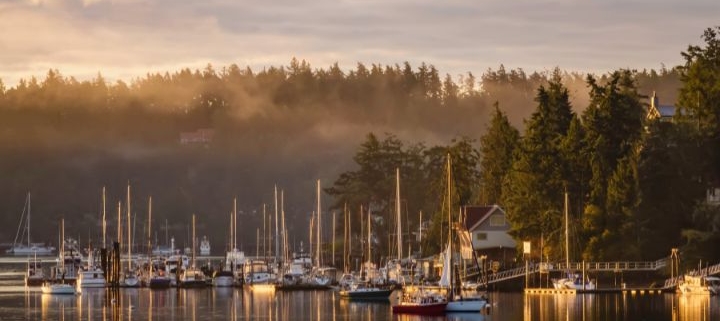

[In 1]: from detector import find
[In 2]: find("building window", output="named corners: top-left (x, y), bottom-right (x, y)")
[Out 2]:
top-left (476, 233), bottom-right (487, 241)
top-left (489, 214), bottom-right (505, 226)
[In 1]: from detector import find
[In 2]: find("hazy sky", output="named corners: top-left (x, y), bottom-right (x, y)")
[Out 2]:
top-left (1, 0), bottom-right (718, 87)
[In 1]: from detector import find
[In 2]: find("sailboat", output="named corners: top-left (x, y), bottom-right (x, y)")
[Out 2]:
top-left (7, 193), bottom-right (55, 255)
top-left (179, 214), bottom-right (208, 288)
top-left (144, 197), bottom-right (172, 289)
top-left (41, 219), bottom-right (77, 295)
top-left (440, 155), bottom-right (488, 313)
top-left (393, 167), bottom-right (448, 315)
top-left (551, 192), bottom-right (595, 291)
top-left (339, 208), bottom-right (393, 300)
top-left (121, 184), bottom-right (140, 287)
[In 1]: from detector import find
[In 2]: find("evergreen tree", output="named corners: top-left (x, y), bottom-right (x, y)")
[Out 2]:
top-left (479, 101), bottom-right (520, 205)
top-left (581, 70), bottom-right (645, 260)
top-left (502, 73), bottom-right (575, 260)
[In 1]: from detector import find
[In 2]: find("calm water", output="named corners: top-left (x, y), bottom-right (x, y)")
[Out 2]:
top-left (0, 259), bottom-right (719, 320)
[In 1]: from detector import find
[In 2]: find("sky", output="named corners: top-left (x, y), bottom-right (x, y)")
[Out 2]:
top-left (1, 0), bottom-right (719, 88)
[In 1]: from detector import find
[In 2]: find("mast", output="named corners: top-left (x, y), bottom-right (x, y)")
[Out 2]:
top-left (316, 179), bottom-right (322, 267)
top-left (102, 187), bottom-right (106, 248)
top-left (367, 207), bottom-right (371, 274)
top-left (564, 191), bottom-right (570, 270)
top-left (233, 198), bottom-right (237, 251)
top-left (27, 193), bottom-right (30, 248)
top-left (148, 197), bottom-right (152, 274)
top-left (274, 185), bottom-right (279, 263)
top-left (262, 204), bottom-right (266, 259)
top-left (343, 203), bottom-right (348, 274)
top-left (447, 154), bottom-right (453, 295)
top-left (281, 190), bottom-right (288, 263)
top-left (396, 168), bottom-right (402, 260)
top-left (192, 214), bottom-right (196, 268)
top-left (127, 183), bottom-right (132, 272)
top-left (332, 211), bottom-right (336, 268)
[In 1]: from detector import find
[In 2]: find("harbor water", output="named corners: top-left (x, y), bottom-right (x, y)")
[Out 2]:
top-left (0, 258), bottom-right (719, 320)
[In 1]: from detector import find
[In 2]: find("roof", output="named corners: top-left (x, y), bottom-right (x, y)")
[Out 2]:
top-left (658, 105), bottom-right (675, 117)
top-left (464, 205), bottom-right (504, 231)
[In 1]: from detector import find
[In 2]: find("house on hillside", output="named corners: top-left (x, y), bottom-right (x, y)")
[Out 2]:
top-left (646, 91), bottom-right (676, 123)
top-left (464, 205), bottom-right (517, 271)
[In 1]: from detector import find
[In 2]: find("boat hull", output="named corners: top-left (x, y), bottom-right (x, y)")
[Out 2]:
top-left (26, 277), bottom-right (45, 287)
top-left (149, 277), bottom-right (172, 289)
top-left (392, 302), bottom-right (447, 315)
top-left (212, 276), bottom-right (235, 287)
top-left (446, 298), bottom-right (487, 312)
top-left (41, 283), bottom-right (76, 295)
top-left (339, 288), bottom-right (393, 300)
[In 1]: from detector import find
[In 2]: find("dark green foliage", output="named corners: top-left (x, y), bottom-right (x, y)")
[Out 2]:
top-left (479, 102), bottom-right (520, 205)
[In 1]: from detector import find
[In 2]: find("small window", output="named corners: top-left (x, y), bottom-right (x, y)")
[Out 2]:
top-left (476, 233), bottom-right (487, 240)
top-left (489, 214), bottom-right (505, 226)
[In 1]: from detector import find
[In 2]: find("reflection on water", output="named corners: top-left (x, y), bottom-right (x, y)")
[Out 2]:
top-left (0, 288), bottom-right (716, 320)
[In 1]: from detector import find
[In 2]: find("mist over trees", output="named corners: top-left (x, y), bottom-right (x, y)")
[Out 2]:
top-left (0, 48), bottom-right (698, 265)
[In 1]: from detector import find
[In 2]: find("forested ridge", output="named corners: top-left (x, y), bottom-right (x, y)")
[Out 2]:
top-left (0, 26), bottom-right (714, 268)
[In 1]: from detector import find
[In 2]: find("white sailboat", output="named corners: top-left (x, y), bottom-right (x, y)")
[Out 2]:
top-left (42, 219), bottom-right (77, 295)
top-left (121, 184), bottom-right (140, 287)
top-left (551, 192), bottom-right (595, 291)
top-left (439, 155), bottom-right (488, 313)
top-left (179, 214), bottom-right (207, 288)
top-left (7, 193), bottom-right (55, 255)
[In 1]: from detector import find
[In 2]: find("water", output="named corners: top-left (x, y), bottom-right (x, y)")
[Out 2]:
top-left (0, 258), bottom-right (719, 320)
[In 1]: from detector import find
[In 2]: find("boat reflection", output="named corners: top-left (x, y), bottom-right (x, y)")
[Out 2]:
top-left (673, 294), bottom-right (710, 321)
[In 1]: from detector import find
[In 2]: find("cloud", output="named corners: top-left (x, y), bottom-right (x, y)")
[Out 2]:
top-left (1, 0), bottom-right (718, 87)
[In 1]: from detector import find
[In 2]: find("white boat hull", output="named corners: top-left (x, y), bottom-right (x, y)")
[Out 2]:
top-left (213, 276), bottom-right (234, 287)
top-left (446, 298), bottom-right (487, 312)
top-left (41, 283), bottom-right (77, 295)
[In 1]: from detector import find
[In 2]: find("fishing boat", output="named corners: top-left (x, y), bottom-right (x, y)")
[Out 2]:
top-left (25, 256), bottom-right (45, 286)
top-left (6, 193), bottom-right (55, 255)
top-left (76, 247), bottom-right (106, 288)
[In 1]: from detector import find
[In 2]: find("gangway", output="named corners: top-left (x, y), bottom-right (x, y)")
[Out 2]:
top-left (464, 258), bottom-right (669, 286)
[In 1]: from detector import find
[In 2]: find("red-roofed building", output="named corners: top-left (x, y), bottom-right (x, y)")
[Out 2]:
top-left (464, 205), bottom-right (518, 272)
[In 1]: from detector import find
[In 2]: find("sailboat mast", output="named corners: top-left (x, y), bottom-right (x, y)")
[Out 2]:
top-left (396, 168), bottom-right (402, 260)
top-left (316, 179), bottom-right (321, 267)
top-left (332, 211), bottom-right (336, 268)
top-left (564, 191), bottom-right (570, 270)
top-left (148, 197), bottom-right (152, 252)
top-left (192, 214), bottom-right (196, 267)
top-left (233, 198), bottom-right (237, 251)
top-left (367, 207), bottom-right (371, 269)
top-left (127, 183), bottom-right (132, 272)
top-left (281, 190), bottom-right (288, 263)
top-left (275, 185), bottom-right (279, 263)
top-left (27, 193), bottom-right (31, 248)
top-left (102, 187), bottom-right (106, 248)
top-left (447, 155), bottom-right (454, 296)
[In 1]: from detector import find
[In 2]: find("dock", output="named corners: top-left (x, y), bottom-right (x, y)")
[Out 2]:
top-left (524, 288), bottom-right (669, 295)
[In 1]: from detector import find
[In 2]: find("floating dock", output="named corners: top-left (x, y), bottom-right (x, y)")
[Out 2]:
top-left (524, 288), bottom-right (668, 295)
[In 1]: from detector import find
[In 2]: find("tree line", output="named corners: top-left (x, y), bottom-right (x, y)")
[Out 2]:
top-left (0, 32), bottom-right (696, 262)
top-left (326, 27), bottom-right (720, 269)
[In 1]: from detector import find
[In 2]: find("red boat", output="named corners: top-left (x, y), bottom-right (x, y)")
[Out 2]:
top-left (392, 290), bottom-right (448, 315)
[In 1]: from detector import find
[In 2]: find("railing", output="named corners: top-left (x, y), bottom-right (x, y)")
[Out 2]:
top-left (462, 259), bottom-right (670, 285)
